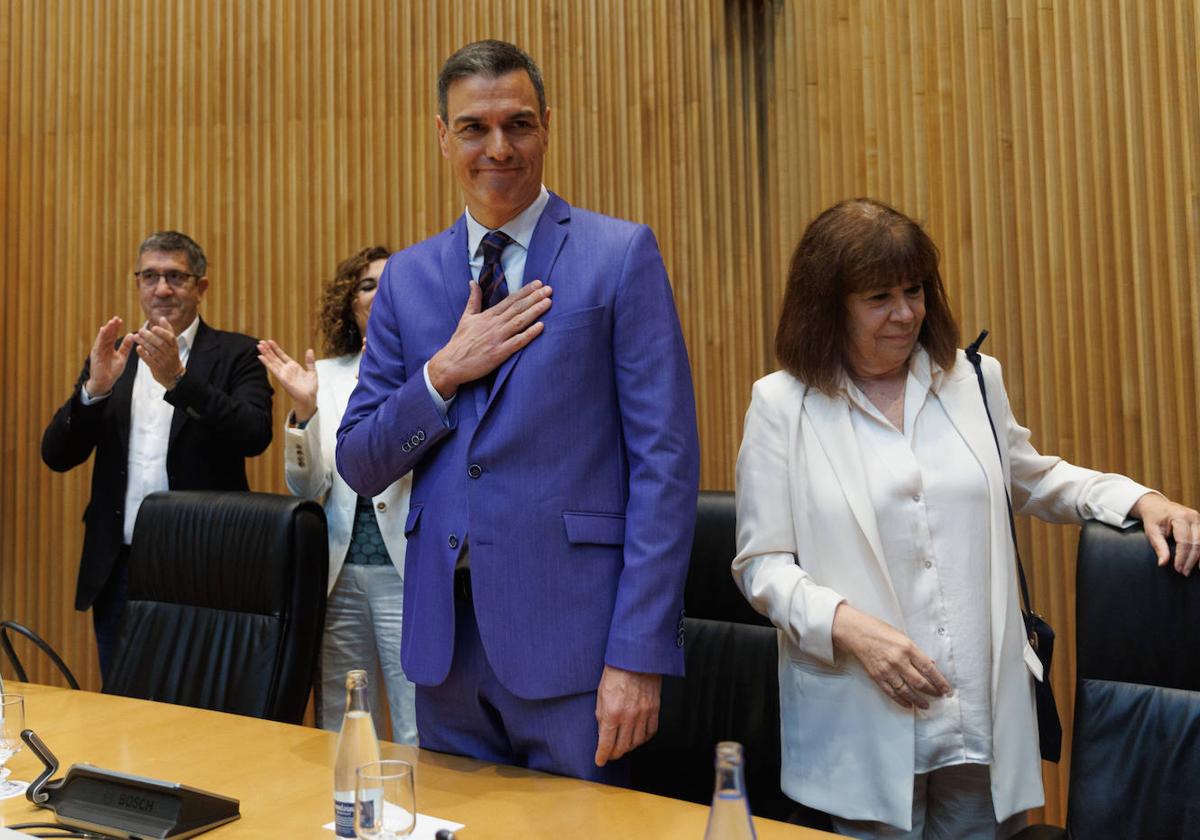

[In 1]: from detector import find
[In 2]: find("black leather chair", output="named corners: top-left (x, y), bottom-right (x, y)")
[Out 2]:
top-left (1014, 522), bottom-right (1200, 839)
top-left (631, 491), bottom-right (830, 829)
top-left (683, 491), bottom-right (774, 629)
top-left (104, 491), bottom-right (328, 724)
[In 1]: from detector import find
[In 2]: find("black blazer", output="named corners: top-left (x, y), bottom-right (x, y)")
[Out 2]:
top-left (42, 319), bottom-right (274, 609)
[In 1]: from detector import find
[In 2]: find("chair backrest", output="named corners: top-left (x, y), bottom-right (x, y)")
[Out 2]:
top-left (631, 617), bottom-right (803, 821)
top-left (684, 490), bottom-right (772, 627)
top-left (0, 620), bottom-right (80, 688)
top-left (1067, 521), bottom-right (1200, 839)
top-left (104, 491), bottom-right (328, 724)
top-left (631, 491), bottom-right (829, 829)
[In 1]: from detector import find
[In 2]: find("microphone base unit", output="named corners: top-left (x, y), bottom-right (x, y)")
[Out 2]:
top-left (20, 728), bottom-right (240, 840)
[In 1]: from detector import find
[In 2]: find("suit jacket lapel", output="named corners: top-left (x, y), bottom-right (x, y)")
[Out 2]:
top-left (434, 218), bottom-right (488, 419)
top-left (112, 348), bottom-right (139, 454)
top-left (936, 362), bottom-right (1007, 492)
top-left (483, 193), bottom-right (570, 415)
top-left (168, 319), bottom-right (212, 448)
top-left (441, 218), bottom-right (473, 322)
top-left (802, 388), bottom-right (889, 576)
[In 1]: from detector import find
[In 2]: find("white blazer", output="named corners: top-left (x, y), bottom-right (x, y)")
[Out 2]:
top-left (284, 353), bottom-right (411, 593)
top-left (733, 349), bottom-right (1150, 830)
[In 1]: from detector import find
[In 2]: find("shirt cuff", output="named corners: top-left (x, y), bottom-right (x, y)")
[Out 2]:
top-left (1082, 481), bottom-right (1157, 528)
top-left (79, 384), bottom-right (109, 405)
top-left (423, 362), bottom-right (454, 421)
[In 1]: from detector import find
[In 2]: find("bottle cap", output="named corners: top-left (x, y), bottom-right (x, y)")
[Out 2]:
top-left (345, 669), bottom-right (368, 689)
top-left (715, 741), bottom-right (744, 764)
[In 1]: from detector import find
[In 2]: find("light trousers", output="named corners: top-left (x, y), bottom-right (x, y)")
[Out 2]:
top-left (832, 763), bottom-right (1027, 840)
top-left (315, 563), bottom-right (417, 745)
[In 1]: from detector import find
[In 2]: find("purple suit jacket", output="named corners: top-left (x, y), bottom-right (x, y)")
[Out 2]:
top-left (336, 193), bottom-right (699, 700)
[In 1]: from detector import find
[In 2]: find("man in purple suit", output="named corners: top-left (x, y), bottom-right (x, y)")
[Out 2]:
top-left (336, 40), bottom-right (699, 783)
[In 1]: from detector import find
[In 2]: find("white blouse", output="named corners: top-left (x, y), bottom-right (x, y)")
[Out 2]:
top-left (844, 348), bottom-right (993, 772)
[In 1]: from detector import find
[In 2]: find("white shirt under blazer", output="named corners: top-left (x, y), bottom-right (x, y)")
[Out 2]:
top-left (284, 352), bottom-right (411, 592)
top-left (733, 348), bottom-right (1150, 830)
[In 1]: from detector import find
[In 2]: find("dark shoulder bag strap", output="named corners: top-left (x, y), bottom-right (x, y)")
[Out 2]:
top-left (963, 330), bottom-right (1034, 618)
top-left (966, 331), bottom-right (1063, 763)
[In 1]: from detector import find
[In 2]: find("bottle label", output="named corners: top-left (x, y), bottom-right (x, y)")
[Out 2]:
top-left (334, 792), bottom-right (355, 838)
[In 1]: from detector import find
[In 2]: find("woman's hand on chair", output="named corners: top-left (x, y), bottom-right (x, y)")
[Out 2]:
top-left (1130, 492), bottom-right (1200, 576)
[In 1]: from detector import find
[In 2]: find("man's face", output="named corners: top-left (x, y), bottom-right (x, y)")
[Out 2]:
top-left (135, 249), bottom-right (208, 334)
top-left (436, 70), bottom-right (550, 229)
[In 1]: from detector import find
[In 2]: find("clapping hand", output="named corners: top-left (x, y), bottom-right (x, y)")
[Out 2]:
top-left (257, 339), bottom-right (318, 423)
top-left (134, 317), bottom-right (185, 388)
top-left (84, 316), bottom-right (136, 397)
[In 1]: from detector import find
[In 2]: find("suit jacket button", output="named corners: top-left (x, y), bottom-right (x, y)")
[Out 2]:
top-left (468, 464), bottom-right (482, 479)
top-left (376, 501), bottom-right (386, 512)
top-left (448, 534), bottom-right (458, 549)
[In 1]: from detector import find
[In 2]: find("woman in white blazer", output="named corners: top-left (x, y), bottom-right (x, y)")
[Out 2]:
top-left (734, 199), bottom-right (1199, 839)
top-left (258, 246), bottom-right (417, 744)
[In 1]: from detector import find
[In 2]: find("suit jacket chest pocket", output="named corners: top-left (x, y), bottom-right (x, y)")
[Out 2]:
top-left (526, 305), bottom-right (610, 388)
top-left (541, 304), bottom-right (606, 337)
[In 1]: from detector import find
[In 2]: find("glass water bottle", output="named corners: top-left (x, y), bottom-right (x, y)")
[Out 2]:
top-left (702, 741), bottom-right (757, 839)
top-left (333, 669), bottom-right (381, 838)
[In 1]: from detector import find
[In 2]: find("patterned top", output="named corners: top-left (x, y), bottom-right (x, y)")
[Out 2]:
top-left (345, 494), bottom-right (392, 566)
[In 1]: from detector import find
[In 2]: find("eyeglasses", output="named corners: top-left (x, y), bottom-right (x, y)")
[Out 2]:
top-left (134, 270), bottom-right (198, 289)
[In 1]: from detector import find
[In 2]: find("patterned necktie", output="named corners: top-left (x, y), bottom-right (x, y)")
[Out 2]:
top-left (478, 230), bottom-right (514, 309)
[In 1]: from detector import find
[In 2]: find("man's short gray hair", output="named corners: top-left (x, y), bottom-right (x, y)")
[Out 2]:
top-left (138, 230), bottom-right (207, 277)
top-left (437, 40), bottom-right (546, 122)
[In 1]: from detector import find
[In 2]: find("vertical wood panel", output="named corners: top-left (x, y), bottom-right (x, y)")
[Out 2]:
top-left (2, 0), bottom-right (1196, 826)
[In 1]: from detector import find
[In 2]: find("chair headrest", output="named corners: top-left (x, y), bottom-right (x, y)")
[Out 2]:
top-left (1076, 521), bottom-right (1200, 691)
top-left (128, 491), bottom-right (326, 616)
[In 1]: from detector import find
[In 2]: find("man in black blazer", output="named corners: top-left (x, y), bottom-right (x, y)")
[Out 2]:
top-left (42, 231), bottom-right (273, 679)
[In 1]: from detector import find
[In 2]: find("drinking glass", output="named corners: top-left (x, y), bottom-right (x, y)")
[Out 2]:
top-left (354, 759), bottom-right (416, 839)
top-left (0, 694), bottom-right (25, 793)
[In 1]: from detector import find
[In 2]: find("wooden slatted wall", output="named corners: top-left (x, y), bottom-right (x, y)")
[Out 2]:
top-left (2, 0), bottom-right (1196, 825)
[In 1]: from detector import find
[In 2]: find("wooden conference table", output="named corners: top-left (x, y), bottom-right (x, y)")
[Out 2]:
top-left (0, 683), bottom-right (837, 839)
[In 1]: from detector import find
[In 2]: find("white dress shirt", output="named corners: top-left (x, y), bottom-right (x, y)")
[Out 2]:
top-left (123, 317), bottom-right (199, 542)
top-left (844, 348), bottom-right (992, 772)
